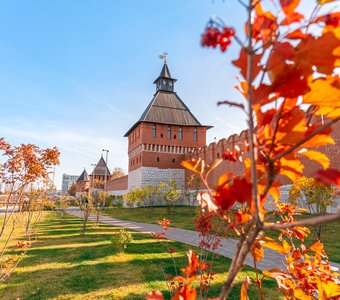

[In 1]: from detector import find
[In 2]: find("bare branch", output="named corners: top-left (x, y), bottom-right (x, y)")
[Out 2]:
top-left (264, 211), bottom-right (340, 231)
top-left (217, 100), bottom-right (245, 111)
top-left (237, 0), bottom-right (247, 9)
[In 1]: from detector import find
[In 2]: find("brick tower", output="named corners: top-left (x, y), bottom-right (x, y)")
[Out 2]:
top-left (124, 61), bottom-right (212, 190)
top-left (90, 156), bottom-right (111, 190)
top-left (75, 169), bottom-right (90, 196)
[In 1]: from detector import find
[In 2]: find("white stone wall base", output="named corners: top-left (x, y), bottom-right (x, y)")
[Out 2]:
top-left (128, 167), bottom-right (185, 191)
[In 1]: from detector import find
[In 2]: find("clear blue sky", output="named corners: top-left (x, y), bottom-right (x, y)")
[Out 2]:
top-left (0, 0), bottom-right (318, 189)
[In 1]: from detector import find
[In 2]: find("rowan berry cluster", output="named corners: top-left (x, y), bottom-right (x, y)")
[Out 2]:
top-left (201, 23), bottom-right (235, 52)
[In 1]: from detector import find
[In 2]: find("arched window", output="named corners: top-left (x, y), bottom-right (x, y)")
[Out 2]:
top-left (167, 126), bottom-right (171, 139)
top-left (152, 124), bottom-right (156, 138)
top-left (194, 128), bottom-right (198, 141)
top-left (179, 128), bottom-right (183, 140)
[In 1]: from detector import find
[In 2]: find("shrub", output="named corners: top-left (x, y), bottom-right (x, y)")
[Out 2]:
top-left (111, 229), bottom-right (133, 253)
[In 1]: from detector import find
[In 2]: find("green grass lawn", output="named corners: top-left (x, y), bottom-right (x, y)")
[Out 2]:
top-left (102, 206), bottom-right (340, 263)
top-left (0, 211), bottom-right (282, 299)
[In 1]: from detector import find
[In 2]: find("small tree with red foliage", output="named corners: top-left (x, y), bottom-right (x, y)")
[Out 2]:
top-left (147, 0), bottom-right (340, 299)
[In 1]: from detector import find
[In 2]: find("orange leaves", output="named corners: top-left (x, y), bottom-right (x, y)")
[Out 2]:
top-left (251, 237), bottom-right (291, 263)
top-left (16, 240), bottom-right (31, 249)
top-left (181, 159), bottom-right (205, 176)
top-left (299, 149), bottom-right (330, 169)
top-left (0, 139), bottom-right (60, 185)
top-left (182, 158), bottom-right (222, 179)
top-left (240, 275), bottom-right (251, 300)
top-left (261, 237), bottom-right (291, 255)
top-left (279, 0), bottom-right (301, 16)
top-left (295, 31), bottom-right (340, 76)
top-left (317, 279), bottom-right (340, 299)
top-left (281, 12), bottom-right (304, 25)
top-left (303, 76), bottom-right (340, 119)
top-left (308, 241), bottom-right (324, 253)
top-left (251, 240), bottom-right (264, 262)
top-left (263, 239), bottom-right (340, 299)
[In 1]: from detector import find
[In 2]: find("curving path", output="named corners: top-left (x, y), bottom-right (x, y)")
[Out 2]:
top-left (66, 208), bottom-right (340, 272)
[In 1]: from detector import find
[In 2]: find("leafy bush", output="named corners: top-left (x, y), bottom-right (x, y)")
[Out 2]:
top-left (111, 229), bottom-right (133, 253)
top-left (43, 201), bottom-right (55, 211)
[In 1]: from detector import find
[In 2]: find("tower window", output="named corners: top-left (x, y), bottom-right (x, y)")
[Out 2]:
top-left (194, 128), bottom-right (198, 141)
top-left (156, 157), bottom-right (160, 162)
top-left (152, 124), bottom-right (156, 138)
top-left (167, 126), bottom-right (171, 139)
top-left (172, 158), bottom-right (175, 163)
top-left (174, 134), bottom-right (176, 139)
top-left (179, 128), bottom-right (183, 140)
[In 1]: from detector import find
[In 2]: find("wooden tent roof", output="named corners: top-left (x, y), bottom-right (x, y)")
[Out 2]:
top-left (77, 169), bottom-right (90, 182)
top-left (124, 63), bottom-right (211, 137)
top-left (91, 156), bottom-right (111, 176)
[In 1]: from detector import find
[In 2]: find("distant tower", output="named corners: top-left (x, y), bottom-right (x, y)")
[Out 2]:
top-left (124, 59), bottom-right (212, 190)
top-left (90, 156), bottom-right (111, 190)
top-left (75, 169), bottom-right (90, 196)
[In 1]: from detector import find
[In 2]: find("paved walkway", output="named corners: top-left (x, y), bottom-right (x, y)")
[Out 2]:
top-left (66, 209), bottom-right (340, 272)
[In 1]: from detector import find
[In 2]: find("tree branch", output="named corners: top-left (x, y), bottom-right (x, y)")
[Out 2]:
top-left (271, 116), bottom-right (340, 162)
top-left (264, 211), bottom-right (340, 231)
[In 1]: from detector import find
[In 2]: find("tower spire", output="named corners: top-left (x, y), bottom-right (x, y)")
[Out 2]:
top-left (153, 54), bottom-right (177, 92)
top-left (158, 52), bottom-right (168, 64)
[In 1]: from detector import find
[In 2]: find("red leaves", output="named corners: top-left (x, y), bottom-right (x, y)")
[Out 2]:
top-left (16, 240), bottom-right (31, 249)
top-left (151, 218), bottom-right (172, 239)
top-left (316, 169), bottom-right (340, 189)
top-left (171, 285), bottom-right (197, 300)
top-left (252, 12), bottom-right (277, 43)
top-left (214, 177), bottom-right (252, 212)
top-left (146, 291), bottom-right (164, 300)
top-left (181, 250), bottom-right (199, 279)
top-left (232, 48), bottom-right (263, 81)
top-left (201, 20), bottom-right (235, 52)
top-left (157, 218), bottom-right (171, 231)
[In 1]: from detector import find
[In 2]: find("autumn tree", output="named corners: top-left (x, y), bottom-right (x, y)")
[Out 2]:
top-left (68, 184), bottom-right (77, 196)
top-left (159, 179), bottom-right (181, 215)
top-left (0, 139), bottom-right (60, 281)
top-left (123, 189), bottom-right (143, 212)
top-left (80, 193), bottom-right (94, 235)
top-left (148, 0), bottom-right (340, 299)
top-left (92, 190), bottom-right (109, 225)
top-left (289, 176), bottom-right (336, 240)
top-left (111, 167), bottom-right (125, 179)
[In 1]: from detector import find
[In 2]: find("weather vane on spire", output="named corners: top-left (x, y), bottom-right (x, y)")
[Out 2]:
top-left (159, 52), bottom-right (168, 64)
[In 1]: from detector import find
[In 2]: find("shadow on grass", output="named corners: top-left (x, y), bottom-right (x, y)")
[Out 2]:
top-left (0, 211), bottom-right (281, 300)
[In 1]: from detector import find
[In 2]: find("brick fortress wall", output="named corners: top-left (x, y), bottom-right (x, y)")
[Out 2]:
top-left (184, 121), bottom-right (340, 188)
